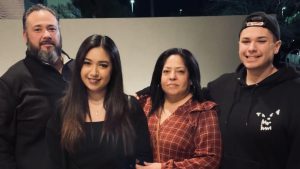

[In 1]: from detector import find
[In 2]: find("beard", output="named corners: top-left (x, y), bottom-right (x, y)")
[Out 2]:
top-left (26, 35), bottom-right (62, 66)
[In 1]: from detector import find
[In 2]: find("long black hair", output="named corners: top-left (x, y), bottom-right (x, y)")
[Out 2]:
top-left (149, 48), bottom-right (203, 115)
top-left (61, 34), bottom-right (135, 155)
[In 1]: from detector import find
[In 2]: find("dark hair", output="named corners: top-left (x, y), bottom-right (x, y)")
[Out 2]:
top-left (149, 48), bottom-right (203, 115)
top-left (22, 4), bottom-right (59, 31)
top-left (61, 34), bottom-right (135, 155)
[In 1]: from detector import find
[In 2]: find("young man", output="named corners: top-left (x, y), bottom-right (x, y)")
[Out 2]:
top-left (207, 12), bottom-right (300, 169)
top-left (0, 4), bottom-right (73, 169)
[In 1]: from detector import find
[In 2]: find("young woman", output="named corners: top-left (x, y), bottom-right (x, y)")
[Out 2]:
top-left (136, 48), bottom-right (221, 169)
top-left (46, 34), bottom-right (152, 169)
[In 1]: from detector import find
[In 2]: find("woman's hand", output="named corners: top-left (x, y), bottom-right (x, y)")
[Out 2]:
top-left (136, 162), bottom-right (162, 169)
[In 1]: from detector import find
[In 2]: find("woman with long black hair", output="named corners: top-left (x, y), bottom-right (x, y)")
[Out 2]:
top-left (46, 34), bottom-right (152, 169)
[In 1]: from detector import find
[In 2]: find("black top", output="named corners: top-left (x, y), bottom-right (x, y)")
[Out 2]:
top-left (69, 122), bottom-right (129, 169)
top-left (207, 66), bottom-right (300, 169)
top-left (46, 96), bottom-right (153, 169)
top-left (0, 55), bottom-right (73, 169)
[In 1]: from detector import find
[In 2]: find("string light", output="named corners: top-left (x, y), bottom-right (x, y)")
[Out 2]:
top-left (130, 0), bottom-right (135, 13)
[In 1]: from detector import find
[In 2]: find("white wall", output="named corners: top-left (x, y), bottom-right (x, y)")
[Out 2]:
top-left (0, 0), bottom-right (24, 19)
top-left (0, 16), bottom-right (243, 94)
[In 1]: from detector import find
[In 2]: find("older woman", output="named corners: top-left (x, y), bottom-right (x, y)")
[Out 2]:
top-left (136, 48), bottom-right (221, 169)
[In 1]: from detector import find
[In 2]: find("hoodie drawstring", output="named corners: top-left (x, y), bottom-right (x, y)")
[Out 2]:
top-left (225, 77), bottom-right (258, 127)
top-left (245, 86), bottom-right (257, 126)
top-left (225, 78), bottom-right (241, 126)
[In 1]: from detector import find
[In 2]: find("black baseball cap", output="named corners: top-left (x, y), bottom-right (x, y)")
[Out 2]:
top-left (239, 12), bottom-right (281, 41)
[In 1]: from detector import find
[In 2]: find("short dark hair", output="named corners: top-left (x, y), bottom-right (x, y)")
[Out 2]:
top-left (149, 48), bottom-right (203, 115)
top-left (22, 4), bottom-right (59, 31)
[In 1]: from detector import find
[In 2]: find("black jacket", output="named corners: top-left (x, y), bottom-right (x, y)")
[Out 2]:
top-left (0, 54), bottom-right (73, 169)
top-left (207, 66), bottom-right (300, 169)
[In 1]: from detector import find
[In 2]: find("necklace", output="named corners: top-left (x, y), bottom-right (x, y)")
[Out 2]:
top-left (159, 108), bottom-right (173, 124)
top-left (89, 100), bottom-right (102, 116)
top-left (95, 109), bottom-right (100, 116)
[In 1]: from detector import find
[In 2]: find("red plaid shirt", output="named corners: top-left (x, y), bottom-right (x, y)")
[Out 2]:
top-left (142, 97), bottom-right (221, 169)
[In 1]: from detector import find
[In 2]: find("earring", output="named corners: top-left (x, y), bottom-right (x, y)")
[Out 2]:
top-left (190, 81), bottom-right (195, 92)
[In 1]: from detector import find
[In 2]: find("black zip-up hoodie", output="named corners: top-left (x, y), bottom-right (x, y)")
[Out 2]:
top-left (0, 53), bottom-right (73, 169)
top-left (207, 65), bottom-right (300, 169)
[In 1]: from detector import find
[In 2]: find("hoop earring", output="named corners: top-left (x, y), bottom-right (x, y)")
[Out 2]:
top-left (190, 82), bottom-right (195, 93)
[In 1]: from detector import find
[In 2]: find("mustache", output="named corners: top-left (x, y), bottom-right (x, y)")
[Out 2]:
top-left (40, 40), bottom-right (55, 46)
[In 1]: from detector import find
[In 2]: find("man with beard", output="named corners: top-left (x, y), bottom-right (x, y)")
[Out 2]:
top-left (0, 4), bottom-right (73, 169)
